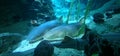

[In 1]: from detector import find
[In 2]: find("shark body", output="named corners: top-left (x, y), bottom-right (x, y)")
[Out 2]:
top-left (26, 19), bottom-right (62, 42)
top-left (29, 23), bottom-right (81, 43)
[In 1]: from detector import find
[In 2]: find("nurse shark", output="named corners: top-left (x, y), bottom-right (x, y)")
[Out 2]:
top-left (29, 22), bottom-right (83, 43)
top-left (26, 18), bottom-right (63, 42)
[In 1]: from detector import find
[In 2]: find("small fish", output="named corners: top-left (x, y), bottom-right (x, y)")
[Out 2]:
top-left (30, 19), bottom-right (39, 26)
top-left (30, 20), bottom-right (38, 25)
top-left (26, 18), bottom-right (63, 42)
top-left (29, 23), bottom-right (81, 43)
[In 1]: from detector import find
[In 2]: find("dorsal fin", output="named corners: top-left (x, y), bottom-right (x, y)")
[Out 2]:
top-left (61, 36), bottom-right (74, 43)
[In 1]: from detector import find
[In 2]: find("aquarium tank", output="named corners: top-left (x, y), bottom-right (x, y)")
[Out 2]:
top-left (0, 0), bottom-right (120, 56)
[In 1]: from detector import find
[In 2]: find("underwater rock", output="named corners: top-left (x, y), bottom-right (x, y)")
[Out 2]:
top-left (0, 0), bottom-right (30, 27)
top-left (2, 52), bottom-right (26, 56)
top-left (33, 40), bottom-right (54, 56)
top-left (54, 47), bottom-right (84, 56)
top-left (0, 0), bottom-right (54, 27)
top-left (0, 33), bottom-right (23, 54)
top-left (90, 0), bottom-right (110, 10)
top-left (33, 0), bottom-right (55, 21)
top-left (105, 12), bottom-right (113, 18)
top-left (99, 39), bottom-right (114, 56)
top-left (2, 48), bottom-right (34, 56)
top-left (87, 13), bottom-right (120, 34)
top-left (100, 32), bottom-right (120, 42)
top-left (90, 0), bottom-right (115, 15)
top-left (93, 13), bottom-right (105, 24)
top-left (84, 36), bottom-right (115, 56)
top-left (80, 30), bottom-right (120, 56)
top-left (105, 14), bottom-right (120, 28)
top-left (105, 7), bottom-right (120, 19)
top-left (112, 7), bottom-right (120, 14)
top-left (0, 21), bottom-right (30, 35)
top-left (80, 0), bottom-right (88, 5)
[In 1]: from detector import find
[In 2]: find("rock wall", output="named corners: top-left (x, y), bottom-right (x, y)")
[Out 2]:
top-left (0, 0), bottom-right (54, 27)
